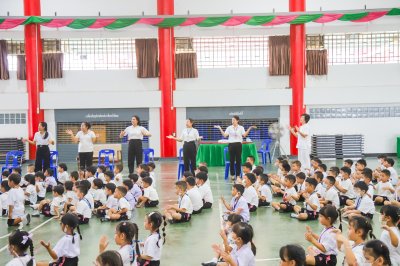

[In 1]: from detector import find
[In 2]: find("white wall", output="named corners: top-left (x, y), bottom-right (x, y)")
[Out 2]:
top-left (175, 107), bottom-right (187, 153)
top-left (148, 108), bottom-right (161, 157)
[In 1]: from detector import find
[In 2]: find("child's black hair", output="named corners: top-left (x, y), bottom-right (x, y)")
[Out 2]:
top-left (2, 170), bottom-right (10, 178)
top-left (242, 162), bottom-right (252, 170)
top-left (377, 154), bottom-right (387, 160)
top-left (183, 171), bottom-right (193, 178)
top-left (45, 168), bottom-right (54, 176)
top-left (142, 177), bottom-right (153, 186)
top-left (295, 172), bottom-right (306, 180)
top-left (86, 166), bottom-right (97, 175)
top-left (146, 211), bottom-right (167, 248)
top-left (259, 174), bottom-right (269, 185)
top-left (186, 176), bottom-right (196, 187)
top-left (105, 183), bottom-right (117, 194)
top-left (122, 180), bottom-right (133, 191)
top-left (53, 185), bottom-right (65, 195)
top-left (362, 168), bottom-right (373, 180)
top-left (252, 167), bottom-right (263, 177)
top-left (384, 158), bottom-right (395, 167)
top-left (64, 181), bottom-right (74, 191)
top-left (329, 167), bottom-right (340, 177)
top-left (301, 113), bottom-right (310, 123)
top-left (147, 162), bottom-right (156, 170)
top-left (356, 159), bottom-right (367, 167)
top-left (291, 160), bottom-right (301, 168)
top-left (326, 176), bottom-right (336, 185)
top-left (381, 169), bottom-right (391, 179)
top-left (195, 171), bottom-right (208, 182)
top-left (61, 213), bottom-right (82, 243)
top-left (114, 164), bottom-right (123, 173)
top-left (12, 167), bottom-right (22, 175)
top-left (349, 215), bottom-right (376, 240)
top-left (282, 162), bottom-right (291, 173)
top-left (116, 221), bottom-right (139, 262)
top-left (97, 250), bottom-right (123, 266)
top-left (305, 178), bottom-right (318, 188)
top-left (285, 174), bottom-right (296, 185)
top-left (128, 173), bottom-right (139, 183)
top-left (58, 163), bottom-right (68, 171)
top-left (279, 244), bottom-right (306, 266)
top-left (175, 180), bottom-right (187, 191)
top-left (363, 240), bottom-right (391, 265)
top-left (1, 180), bottom-right (10, 191)
top-left (77, 185), bottom-right (88, 196)
top-left (232, 222), bottom-right (256, 255)
top-left (197, 165), bottom-right (208, 174)
top-left (319, 205), bottom-right (342, 231)
top-left (93, 178), bottom-right (104, 189)
top-left (245, 173), bottom-right (256, 184)
top-left (344, 159), bottom-right (354, 166)
top-left (312, 158), bottom-right (322, 165)
top-left (116, 186), bottom-right (128, 197)
top-left (314, 171), bottom-right (324, 182)
top-left (255, 165), bottom-right (264, 173)
top-left (9, 230), bottom-right (34, 266)
top-left (340, 166), bottom-right (351, 176)
top-left (25, 174), bottom-right (35, 185)
top-left (233, 184), bottom-right (245, 195)
top-left (70, 171), bottom-right (79, 181)
top-left (138, 164), bottom-right (150, 172)
top-left (97, 165), bottom-right (107, 173)
top-left (318, 163), bottom-right (327, 172)
top-left (8, 173), bottom-right (21, 185)
top-left (35, 171), bottom-right (45, 180)
top-left (354, 181), bottom-right (368, 193)
top-left (246, 155), bottom-right (255, 163)
top-left (227, 213), bottom-right (244, 224)
top-left (380, 205), bottom-right (400, 230)
top-left (140, 172), bottom-right (150, 178)
top-left (80, 180), bottom-right (91, 191)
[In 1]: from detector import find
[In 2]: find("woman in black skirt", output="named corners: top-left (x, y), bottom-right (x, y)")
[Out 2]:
top-left (120, 116), bottom-right (152, 174)
top-left (167, 118), bottom-right (202, 175)
top-left (215, 116), bottom-right (256, 181)
top-left (23, 122), bottom-right (55, 172)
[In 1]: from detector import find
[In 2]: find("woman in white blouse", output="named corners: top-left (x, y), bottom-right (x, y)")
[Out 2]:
top-left (215, 116), bottom-right (256, 181)
top-left (167, 118), bottom-right (202, 174)
top-left (120, 116), bottom-right (152, 174)
top-left (23, 122), bottom-right (55, 172)
top-left (66, 122), bottom-right (98, 170)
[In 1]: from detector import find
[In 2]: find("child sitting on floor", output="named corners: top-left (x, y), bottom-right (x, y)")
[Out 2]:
top-left (32, 185), bottom-right (65, 218)
top-left (242, 173), bottom-right (258, 212)
top-left (96, 183), bottom-right (118, 218)
top-left (271, 174), bottom-right (299, 213)
top-left (136, 177), bottom-right (159, 208)
top-left (164, 181), bottom-right (193, 224)
top-left (196, 171), bottom-right (213, 209)
top-left (256, 174), bottom-right (272, 207)
top-left (221, 184), bottom-right (250, 223)
top-left (291, 178), bottom-right (320, 221)
top-left (101, 186), bottom-right (132, 222)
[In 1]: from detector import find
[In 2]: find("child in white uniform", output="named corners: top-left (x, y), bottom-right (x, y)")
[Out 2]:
top-left (292, 178), bottom-right (320, 221)
top-left (342, 181), bottom-right (375, 220)
top-left (196, 172), bottom-right (213, 209)
top-left (320, 176), bottom-right (340, 209)
top-left (271, 175), bottom-right (299, 213)
top-left (380, 205), bottom-right (400, 265)
top-left (164, 181), bottom-right (193, 223)
top-left (102, 186), bottom-right (132, 222)
top-left (242, 173), bottom-right (258, 212)
top-left (137, 177), bottom-right (159, 208)
top-left (221, 184), bottom-right (250, 223)
top-left (57, 163), bottom-right (69, 185)
top-left (6, 230), bottom-right (35, 266)
top-left (288, 113), bottom-right (311, 171)
top-left (7, 174), bottom-right (30, 227)
top-left (257, 174), bottom-right (272, 207)
top-left (35, 172), bottom-right (46, 202)
top-left (335, 167), bottom-right (355, 206)
top-left (374, 170), bottom-right (395, 205)
top-left (24, 174), bottom-right (37, 206)
top-left (70, 185), bottom-right (92, 224)
top-left (1, 180), bottom-right (10, 216)
top-left (186, 177), bottom-right (203, 214)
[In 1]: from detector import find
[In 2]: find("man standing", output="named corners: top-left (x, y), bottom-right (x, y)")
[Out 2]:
top-left (289, 113), bottom-right (311, 172)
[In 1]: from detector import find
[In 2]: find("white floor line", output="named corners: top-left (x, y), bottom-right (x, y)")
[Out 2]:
top-left (256, 258), bottom-right (280, 262)
top-left (216, 173), bottom-right (225, 230)
top-left (0, 217), bottom-right (55, 253)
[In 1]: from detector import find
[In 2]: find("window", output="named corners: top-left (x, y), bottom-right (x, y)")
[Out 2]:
top-left (0, 113), bottom-right (26, 124)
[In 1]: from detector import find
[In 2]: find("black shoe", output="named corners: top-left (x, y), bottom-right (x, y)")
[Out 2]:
top-left (26, 214), bottom-right (31, 226)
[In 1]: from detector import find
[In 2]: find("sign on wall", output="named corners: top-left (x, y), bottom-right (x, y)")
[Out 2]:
top-left (55, 108), bottom-right (149, 122)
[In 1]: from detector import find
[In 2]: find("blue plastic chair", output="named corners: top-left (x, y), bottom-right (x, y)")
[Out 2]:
top-left (97, 149), bottom-right (115, 171)
top-left (177, 148), bottom-right (184, 180)
top-left (257, 139), bottom-right (272, 164)
top-left (49, 151), bottom-right (58, 182)
top-left (143, 148), bottom-right (155, 164)
top-left (223, 147), bottom-right (242, 180)
top-left (2, 151), bottom-right (24, 172)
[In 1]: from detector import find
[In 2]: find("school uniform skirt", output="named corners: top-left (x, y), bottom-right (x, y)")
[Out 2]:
top-left (50, 256), bottom-right (78, 266)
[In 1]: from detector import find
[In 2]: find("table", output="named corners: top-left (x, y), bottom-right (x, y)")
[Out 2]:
top-left (397, 137), bottom-right (400, 158)
top-left (196, 142), bottom-right (259, 167)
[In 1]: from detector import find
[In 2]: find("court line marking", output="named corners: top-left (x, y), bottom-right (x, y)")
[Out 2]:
top-left (256, 258), bottom-right (280, 261)
top-left (216, 173), bottom-right (225, 230)
top-left (0, 217), bottom-right (55, 253)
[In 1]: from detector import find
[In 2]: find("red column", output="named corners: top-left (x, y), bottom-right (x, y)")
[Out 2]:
top-left (158, 0), bottom-right (177, 157)
top-left (24, 0), bottom-right (44, 159)
top-left (289, 0), bottom-right (306, 155)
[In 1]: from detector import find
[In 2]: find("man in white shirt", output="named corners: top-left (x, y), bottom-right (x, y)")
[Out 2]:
top-left (289, 113), bottom-right (311, 172)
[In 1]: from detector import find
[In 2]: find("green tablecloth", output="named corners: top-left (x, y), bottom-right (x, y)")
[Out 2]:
top-left (196, 142), bottom-right (259, 167)
top-left (397, 137), bottom-right (400, 158)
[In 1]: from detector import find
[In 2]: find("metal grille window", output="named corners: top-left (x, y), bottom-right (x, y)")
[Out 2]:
top-left (56, 121), bottom-right (149, 144)
top-left (0, 113), bottom-right (26, 124)
top-left (195, 119), bottom-right (278, 141)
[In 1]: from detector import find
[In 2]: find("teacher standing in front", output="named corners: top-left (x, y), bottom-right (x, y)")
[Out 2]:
top-left (120, 115), bottom-right (152, 174)
top-left (215, 116), bottom-right (256, 181)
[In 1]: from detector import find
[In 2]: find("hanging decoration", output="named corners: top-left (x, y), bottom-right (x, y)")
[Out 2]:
top-left (0, 8), bottom-right (398, 30)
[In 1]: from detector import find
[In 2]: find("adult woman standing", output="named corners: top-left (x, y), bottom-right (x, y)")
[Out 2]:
top-left (167, 118), bottom-right (202, 174)
top-left (215, 116), bottom-right (256, 181)
top-left (23, 122), bottom-right (55, 172)
top-left (66, 122), bottom-right (98, 170)
top-left (120, 115), bottom-right (152, 174)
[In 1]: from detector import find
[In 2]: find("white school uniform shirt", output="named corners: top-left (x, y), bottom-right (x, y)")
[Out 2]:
top-left (37, 181), bottom-right (46, 198)
top-left (178, 194), bottom-right (193, 214)
top-left (296, 124), bottom-right (311, 150)
top-left (143, 233), bottom-right (162, 261)
top-left (6, 255), bottom-right (35, 266)
top-left (53, 233), bottom-right (81, 259)
top-left (87, 176), bottom-right (95, 186)
top-left (65, 190), bottom-right (78, 206)
top-left (316, 183), bottom-right (326, 198)
top-left (51, 196), bottom-right (66, 216)
top-left (97, 173), bottom-right (105, 183)
top-left (198, 183), bottom-right (214, 204)
top-left (283, 187), bottom-right (297, 206)
top-left (130, 183), bottom-right (142, 201)
top-left (118, 197), bottom-right (132, 219)
top-left (342, 243), bottom-right (367, 266)
top-left (124, 125), bottom-right (149, 140)
top-left (186, 187), bottom-right (203, 212)
top-left (386, 166), bottom-right (399, 186)
top-left (381, 227), bottom-right (400, 265)
top-left (318, 227), bottom-right (338, 255)
top-left (339, 178), bottom-right (355, 198)
top-left (7, 187), bottom-right (25, 219)
top-left (57, 171), bottom-right (69, 184)
top-left (119, 244), bottom-right (135, 266)
top-left (258, 184), bottom-right (272, 203)
top-left (143, 186), bottom-right (159, 201)
top-left (114, 173), bottom-right (123, 187)
top-left (354, 195), bottom-right (375, 215)
top-left (225, 125), bottom-right (245, 143)
top-left (366, 183), bottom-right (375, 198)
top-left (0, 192), bottom-right (7, 211)
top-left (84, 193), bottom-right (95, 210)
top-left (149, 172), bottom-right (156, 187)
top-left (76, 130), bottom-right (96, 153)
top-left (296, 182), bottom-right (306, 193)
top-left (76, 198), bottom-right (92, 218)
top-left (243, 186), bottom-right (259, 207)
top-left (45, 176), bottom-right (57, 188)
top-left (306, 192), bottom-right (320, 212)
top-left (324, 187), bottom-right (340, 209)
top-left (33, 131), bottom-right (53, 145)
top-left (376, 181), bottom-right (394, 198)
top-left (25, 184), bottom-right (37, 204)
top-left (230, 242), bottom-right (255, 266)
top-left (106, 195), bottom-right (119, 209)
top-left (230, 196), bottom-right (250, 222)
top-left (92, 189), bottom-right (107, 205)
top-left (180, 127), bottom-right (200, 142)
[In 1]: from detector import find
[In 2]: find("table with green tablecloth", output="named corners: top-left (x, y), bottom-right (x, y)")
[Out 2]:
top-left (196, 142), bottom-right (259, 167)
top-left (397, 137), bottom-right (400, 158)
